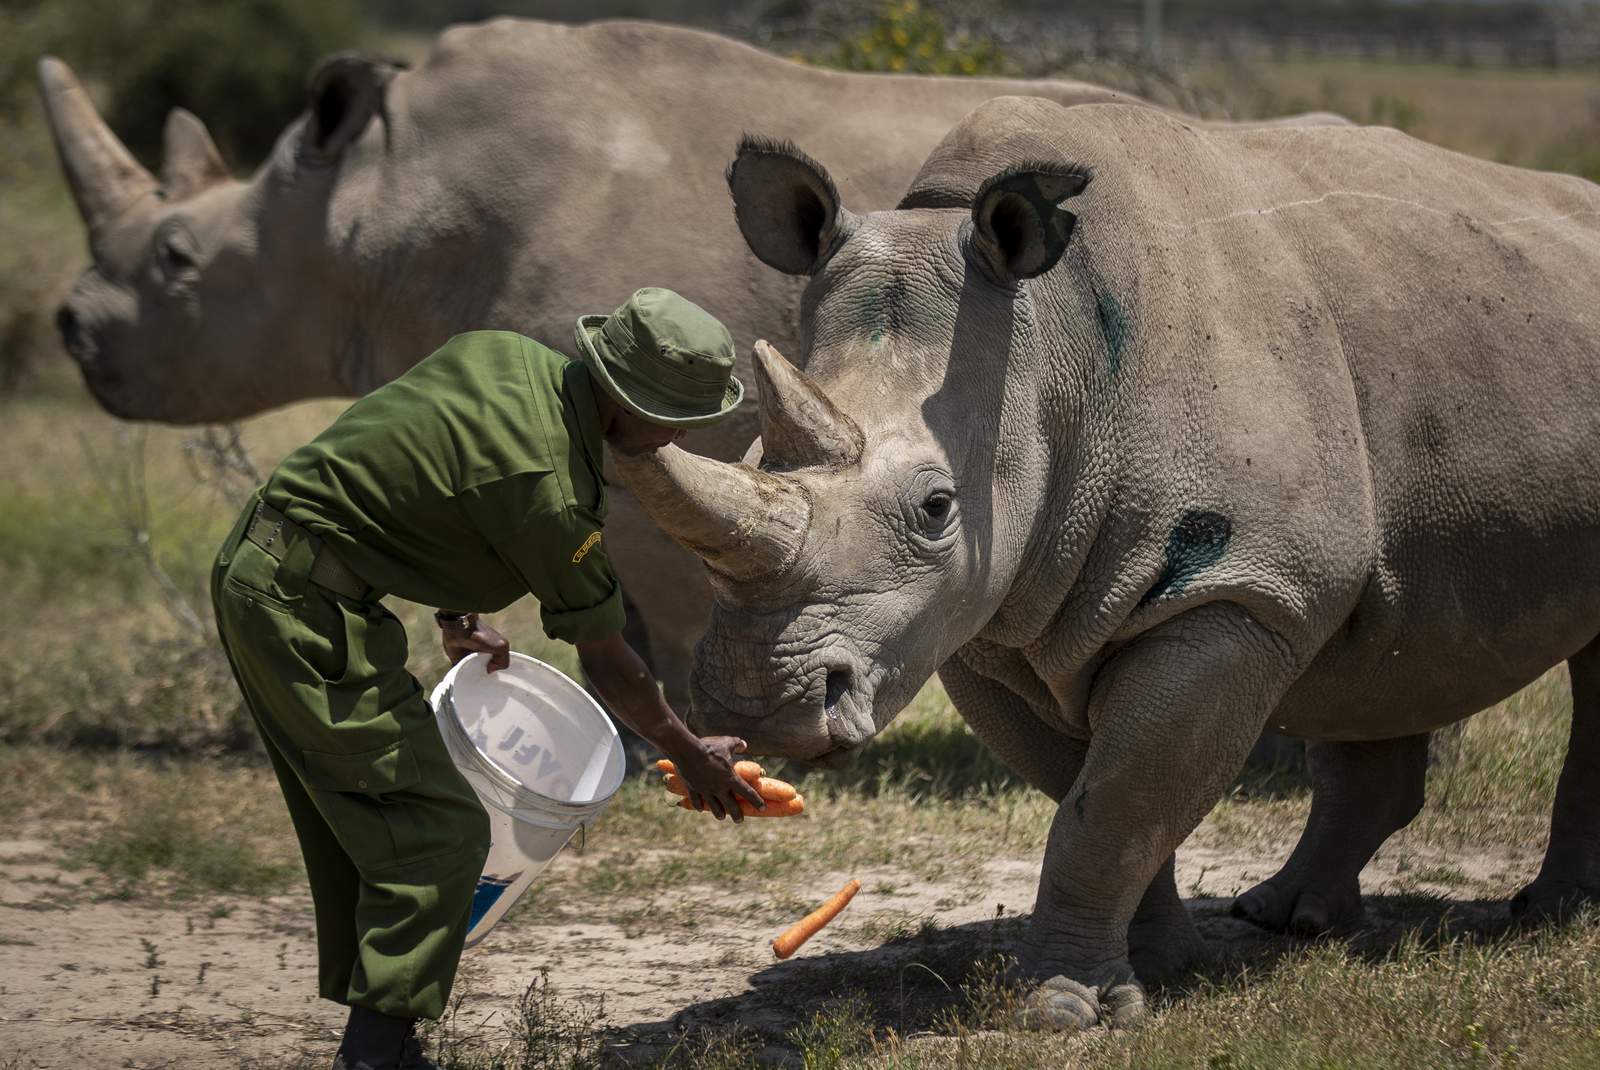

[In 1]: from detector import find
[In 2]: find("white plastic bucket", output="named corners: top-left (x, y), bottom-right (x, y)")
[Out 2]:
top-left (430, 651), bottom-right (625, 947)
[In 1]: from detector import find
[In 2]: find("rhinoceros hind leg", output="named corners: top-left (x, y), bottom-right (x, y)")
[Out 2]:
top-left (1232, 733), bottom-right (1429, 934)
top-left (1512, 635), bottom-right (1600, 922)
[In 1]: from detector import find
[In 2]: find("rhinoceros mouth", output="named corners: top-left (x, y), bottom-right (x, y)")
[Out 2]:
top-left (688, 660), bottom-right (878, 763)
top-left (802, 739), bottom-right (871, 769)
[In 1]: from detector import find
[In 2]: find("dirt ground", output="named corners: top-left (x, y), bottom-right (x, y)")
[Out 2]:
top-left (0, 820), bottom-right (1542, 1069)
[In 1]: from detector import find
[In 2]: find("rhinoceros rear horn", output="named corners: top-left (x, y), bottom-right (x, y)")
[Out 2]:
top-left (160, 108), bottom-right (229, 201)
top-left (753, 340), bottom-right (863, 471)
top-left (727, 135), bottom-right (855, 276)
top-left (37, 56), bottom-right (157, 236)
top-left (969, 165), bottom-right (1090, 282)
top-left (304, 53), bottom-right (400, 159)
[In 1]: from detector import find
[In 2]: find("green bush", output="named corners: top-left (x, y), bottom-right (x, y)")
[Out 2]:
top-left (826, 0), bottom-right (1004, 77)
top-left (3, 0), bottom-right (359, 168)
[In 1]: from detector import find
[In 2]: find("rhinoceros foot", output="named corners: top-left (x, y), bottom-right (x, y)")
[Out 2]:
top-left (1510, 878), bottom-right (1600, 924)
top-left (1012, 974), bottom-right (1147, 1033)
top-left (1231, 875), bottom-right (1364, 935)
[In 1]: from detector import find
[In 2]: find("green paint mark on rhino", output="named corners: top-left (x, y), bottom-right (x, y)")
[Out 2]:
top-left (855, 278), bottom-right (912, 346)
top-left (1096, 290), bottom-right (1128, 378)
top-left (1138, 510), bottom-right (1232, 607)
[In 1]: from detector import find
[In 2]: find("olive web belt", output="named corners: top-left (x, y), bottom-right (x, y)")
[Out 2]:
top-left (246, 501), bottom-right (374, 603)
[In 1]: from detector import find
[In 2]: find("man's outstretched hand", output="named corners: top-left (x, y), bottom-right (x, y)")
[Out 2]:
top-left (441, 613), bottom-right (511, 671)
top-left (672, 735), bottom-right (767, 822)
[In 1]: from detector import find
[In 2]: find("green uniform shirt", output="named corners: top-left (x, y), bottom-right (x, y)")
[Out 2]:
top-left (263, 331), bottom-right (625, 645)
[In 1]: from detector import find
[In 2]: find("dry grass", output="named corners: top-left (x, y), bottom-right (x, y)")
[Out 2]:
top-left (410, 909), bottom-right (1600, 1070)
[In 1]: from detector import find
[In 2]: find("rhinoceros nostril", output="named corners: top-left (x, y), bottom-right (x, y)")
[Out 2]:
top-left (56, 306), bottom-right (87, 360)
top-left (824, 668), bottom-right (851, 710)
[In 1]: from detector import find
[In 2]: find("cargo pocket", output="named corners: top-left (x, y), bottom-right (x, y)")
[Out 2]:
top-left (303, 739), bottom-right (427, 870)
top-left (304, 739), bottom-right (420, 796)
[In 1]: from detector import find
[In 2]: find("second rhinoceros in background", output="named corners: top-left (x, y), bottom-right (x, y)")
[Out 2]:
top-left (612, 96), bottom-right (1600, 1029)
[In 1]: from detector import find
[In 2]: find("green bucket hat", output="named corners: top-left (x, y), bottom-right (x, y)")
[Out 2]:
top-left (575, 288), bottom-right (744, 428)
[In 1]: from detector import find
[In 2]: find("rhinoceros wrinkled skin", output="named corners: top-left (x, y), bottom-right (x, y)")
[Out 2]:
top-left (39, 19), bottom-right (1139, 712)
top-left (611, 96), bottom-right (1600, 1030)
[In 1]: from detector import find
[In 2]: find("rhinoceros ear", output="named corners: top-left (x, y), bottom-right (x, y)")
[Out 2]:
top-left (160, 109), bottom-right (229, 201)
top-left (303, 53), bottom-right (402, 160)
top-left (727, 135), bottom-right (856, 276)
top-left (968, 166), bottom-right (1089, 283)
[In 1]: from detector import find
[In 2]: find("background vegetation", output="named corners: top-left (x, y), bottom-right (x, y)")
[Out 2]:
top-left (1, 1), bottom-right (1598, 1067)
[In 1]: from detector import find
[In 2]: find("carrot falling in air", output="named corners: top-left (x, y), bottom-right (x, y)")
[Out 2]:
top-left (772, 879), bottom-right (861, 959)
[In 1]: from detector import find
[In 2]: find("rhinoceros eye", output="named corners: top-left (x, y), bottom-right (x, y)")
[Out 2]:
top-left (152, 220), bottom-right (201, 294)
top-left (161, 236), bottom-right (195, 270)
top-left (901, 465), bottom-right (959, 548)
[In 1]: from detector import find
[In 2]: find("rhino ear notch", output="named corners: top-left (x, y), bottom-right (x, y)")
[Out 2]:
top-left (968, 165), bottom-right (1090, 284)
top-left (728, 135), bottom-right (856, 276)
top-left (304, 53), bottom-right (404, 160)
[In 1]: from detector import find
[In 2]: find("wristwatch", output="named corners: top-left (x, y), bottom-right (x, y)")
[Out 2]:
top-left (434, 609), bottom-right (476, 631)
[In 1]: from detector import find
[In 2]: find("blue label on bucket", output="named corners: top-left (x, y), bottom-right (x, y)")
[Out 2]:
top-left (468, 872), bottom-right (522, 931)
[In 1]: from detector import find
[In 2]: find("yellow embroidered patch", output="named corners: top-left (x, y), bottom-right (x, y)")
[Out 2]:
top-left (572, 530), bottom-right (603, 564)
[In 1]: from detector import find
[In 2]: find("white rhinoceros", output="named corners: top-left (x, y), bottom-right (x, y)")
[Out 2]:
top-left (611, 95), bottom-right (1600, 1030)
top-left (38, 19), bottom-right (1134, 709)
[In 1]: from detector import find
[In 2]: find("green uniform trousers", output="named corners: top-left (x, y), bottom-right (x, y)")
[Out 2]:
top-left (211, 499), bottom-right (490, 1020)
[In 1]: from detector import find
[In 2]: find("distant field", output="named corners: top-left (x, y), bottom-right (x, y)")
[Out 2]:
top-left (1189, 57), bottom-right (1600, 178)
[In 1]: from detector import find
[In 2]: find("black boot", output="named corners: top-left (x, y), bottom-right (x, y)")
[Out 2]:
top-left (330, 1005), bottom-right (412, 1070)
top-left (399, 1023), bottom-right (442, 1070)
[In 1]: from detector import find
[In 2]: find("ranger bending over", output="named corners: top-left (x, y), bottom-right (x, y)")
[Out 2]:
top-left (210, 289), bottom-right (763, 1070)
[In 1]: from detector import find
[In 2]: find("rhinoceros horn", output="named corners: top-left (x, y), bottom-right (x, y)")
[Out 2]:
top-left (160, 108), bottom-right (229, 201)
top-left (37, 56), bottom-right (157, 238)
top-left (753, 340), bottom-right (863, 470)
top-left (609, 444), bottom-right (810, 583)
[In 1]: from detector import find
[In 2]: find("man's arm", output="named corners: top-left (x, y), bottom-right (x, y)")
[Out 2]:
top-left (438, 615), bottom-right (763, 821)
top-left (577, 631), bottom-right (766, 822)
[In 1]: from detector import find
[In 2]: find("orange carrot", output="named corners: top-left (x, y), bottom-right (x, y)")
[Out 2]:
top-left (675, 795), bottom-right (805, 818)
top-left (664, 772), bottom-right (798, 803)
top-left (772, 879), bottom-right (861, 959)
top-left (656, 758), bottom-right (767, 785)
top-left (750, 777), bottom-right (797, 802)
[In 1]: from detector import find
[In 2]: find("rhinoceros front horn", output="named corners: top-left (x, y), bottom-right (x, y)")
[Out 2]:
top-left (609, 445), bottom-right (810, 583)
top-left (753, 340), bottom-right (863, 470)
top-left (37, 56), bottom-right (157, 238)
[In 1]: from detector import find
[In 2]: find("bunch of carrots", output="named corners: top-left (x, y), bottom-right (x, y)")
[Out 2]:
top-left (655, 758), bottom-right (805, 818)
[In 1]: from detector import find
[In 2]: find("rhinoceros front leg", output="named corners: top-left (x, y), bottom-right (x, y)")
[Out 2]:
top-left (1513, 633), bottom-right (1600, 920)
top-left (1018, 603), bottom-right (1298, 1032)
top-left (1232, 733), bottom-right (1427, 934)
top-left (941, 653), bottom-right (1205, 983)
